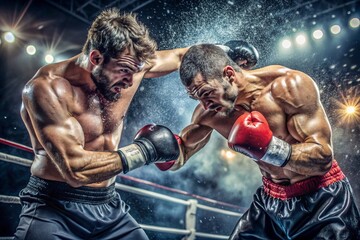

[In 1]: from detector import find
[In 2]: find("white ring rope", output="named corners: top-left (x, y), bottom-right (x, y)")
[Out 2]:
top-left (0, 152), bottom-right (32, 167)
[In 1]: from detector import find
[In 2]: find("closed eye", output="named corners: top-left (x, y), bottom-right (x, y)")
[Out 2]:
top-left (202, 90), bottom-right (214, 97)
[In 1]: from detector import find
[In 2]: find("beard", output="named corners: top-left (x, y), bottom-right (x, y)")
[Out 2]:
top-left (219, 82), bottom-right (238, 117)
top-left (91, 66), bottom-right (121, 102)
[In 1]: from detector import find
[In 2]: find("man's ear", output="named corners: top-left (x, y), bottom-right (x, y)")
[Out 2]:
top-left (89, 50), bottom-right (104, 66)
top-left (223, 66), bottom-right (235, 83)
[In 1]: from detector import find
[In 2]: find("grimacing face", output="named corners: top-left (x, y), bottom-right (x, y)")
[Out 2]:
top-left (91, 54), bottom-right (143, 102)
top-left (187, 75), bottom-right (238, 116)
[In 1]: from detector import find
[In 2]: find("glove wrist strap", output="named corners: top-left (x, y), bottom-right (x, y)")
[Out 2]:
top-left (117, 144), bottom-right (146, 173)
top-left (260, 136), bottom-right (292, 167)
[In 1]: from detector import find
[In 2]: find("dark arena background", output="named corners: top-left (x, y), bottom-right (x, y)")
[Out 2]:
top-left (0, 0), bottom-right (359, 239)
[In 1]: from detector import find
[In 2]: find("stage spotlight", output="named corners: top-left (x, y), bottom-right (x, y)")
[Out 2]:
top-left (312, 29), bottom-right (323, 40)
top-left (346, 106), bottom-right (356, 114)
top-left (295, 34), bottom-right (306, 45)
top-left (330, 25), bottom-right (341, 34)
top-left (26, 45), bottom-right (36, 55)
top-left (349, 17), bottom-right (359, 28)
top-left (281, 39), bottom-right (292, 49)
top-left (45, 54), bottom-right (54, 63)
top-left (4, 32), bottom-right (15, 43)
top-left (221, 149), bottom-right (236, 161)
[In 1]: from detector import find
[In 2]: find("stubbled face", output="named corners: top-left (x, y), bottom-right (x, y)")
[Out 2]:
top-left (91, 53), bottom-right (144, 102)
top-left (186, 73), bottom-right (238, 116)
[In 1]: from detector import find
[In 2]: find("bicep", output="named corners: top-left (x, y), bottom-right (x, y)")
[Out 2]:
top-left (180, 123), bottom-right (213, 158)
top-left (288, 107), bottom-right (332, 146)
top-left (23, 82), bottom-right (85, 166)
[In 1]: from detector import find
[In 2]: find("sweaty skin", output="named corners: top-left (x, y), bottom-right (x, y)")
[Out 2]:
top-left (21, 47), bottom-right (188, 188)
top-left (178, 65), bottom-right (333, 185)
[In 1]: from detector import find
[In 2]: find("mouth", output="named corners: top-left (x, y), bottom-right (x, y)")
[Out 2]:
top-left (111, 83), bottom-right (129, 93)
top-left (215, 106), bottom-right (223, 112)
top-left (112, 86), bottom-right (122, 93)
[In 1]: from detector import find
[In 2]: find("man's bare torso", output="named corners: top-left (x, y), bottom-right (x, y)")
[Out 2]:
top-left (196, 66), bottom-right (318, 185)
top-left (21, 57), bottom-right (146, 187)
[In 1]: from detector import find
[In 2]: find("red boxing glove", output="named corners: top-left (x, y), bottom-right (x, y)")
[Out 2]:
top-left (228, 111), bottom-right (291, 167)
top-left (155, 134), bottom-right (182, 171)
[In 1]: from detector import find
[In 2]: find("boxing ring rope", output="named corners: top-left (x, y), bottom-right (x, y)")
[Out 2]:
top-left (0, 138), bottom-right (243, 239)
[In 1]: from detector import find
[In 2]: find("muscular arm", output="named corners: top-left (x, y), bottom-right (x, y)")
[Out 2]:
top-left (22, 78), bottom-right (123, 187)
top-left (171, 105), bottom-right (213, 170)
top-left (272, 72), bottom-right (333, 176)
top-left (143, 48), bottom-right (189, 78)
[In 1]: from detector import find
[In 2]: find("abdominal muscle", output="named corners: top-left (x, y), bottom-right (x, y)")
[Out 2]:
top-left (257, 161), bottom-right (311, 185)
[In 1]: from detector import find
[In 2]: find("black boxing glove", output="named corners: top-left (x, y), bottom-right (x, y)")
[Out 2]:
top-left (217, 40), bottom-right (259, 69)
top-left (117, 124), bottom-right (180, 173)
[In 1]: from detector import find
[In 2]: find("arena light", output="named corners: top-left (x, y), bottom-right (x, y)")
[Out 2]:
top-left (4, 31), bottom-right (15, 43)
top-left (346, 106), bottom-right (356, 115)
top-left (334, 93), bottom-right (360, 125)
top-left (281, 39), bottom-right (292, 49)
top-left (330, 25), bottom-right (341, 35)
top-left (26, 45), bottom-right (36, 55)
top-left (312, 29), bottom-right (323, 40)
top-left (221, 149), bottom-right (236, 161)
top-left (349, 17), bottom-right (360, 28)
top-left (45, 54), bottom-right (54, 63)
top-left (295, 34), bottom-right (306, 45)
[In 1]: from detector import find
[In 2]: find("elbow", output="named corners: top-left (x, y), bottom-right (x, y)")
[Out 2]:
top-left (63, 162), bottom-right (88, 188)
top-left (316, 146), bottom-right (333, 175)
top-left (64, 171), bottom-right (86, 188)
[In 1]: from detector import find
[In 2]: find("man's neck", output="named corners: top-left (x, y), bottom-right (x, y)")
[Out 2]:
top-left (65, 54), bottom-right (97, 92)
top-left (234, 71), bottom-right (265, 111)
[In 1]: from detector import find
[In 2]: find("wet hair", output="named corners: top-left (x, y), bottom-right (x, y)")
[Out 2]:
top-left (179, 44), bottom-right (241, 87)
top-left (82, 8), bottom-right (157, 62)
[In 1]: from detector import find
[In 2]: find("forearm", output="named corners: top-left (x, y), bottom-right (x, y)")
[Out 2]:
top-left (170, 133), bottom-right (211, 171)
top-left (284, 143), bottom-right (333, 176)
top-left (61, 150), bottom-right (123, 187)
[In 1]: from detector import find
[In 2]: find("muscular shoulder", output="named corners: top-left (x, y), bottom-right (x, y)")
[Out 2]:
top-left (22, 65), bottom-right (74, 109)
top-left (270, 69), bottom-right (320, 114)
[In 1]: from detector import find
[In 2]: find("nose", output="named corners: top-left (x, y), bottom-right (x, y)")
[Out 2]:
top-left (122, 75), bottom-right (133, 87)
top-left (200, 99), bottom-right (212, 110)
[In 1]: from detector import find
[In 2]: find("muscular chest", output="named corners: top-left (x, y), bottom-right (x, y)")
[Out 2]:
top-left (70, 90), bottom-right (131, 142)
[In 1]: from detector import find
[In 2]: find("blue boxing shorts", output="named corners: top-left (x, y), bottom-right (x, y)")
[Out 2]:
top-left (14, 176), bottom-right (149, 240)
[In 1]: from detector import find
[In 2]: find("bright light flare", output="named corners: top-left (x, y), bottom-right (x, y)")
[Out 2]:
top-left (334, 93), bottom-right (360, 125)
top-left (349, 18), bottom-right (359, 28)
top-left (26, 45), bottom-right (36, 55)
top-left (330, 25), bottom-right (341, 34)
top-left (312, 30), bottom-right (323, 40)
top-left (4, 32), bottom-right (15, 43)
top-left (345, 106), bottom-right (356, 114)
top-left (281, 39), bottom-right (292, 49)
top-left (45, 54), bottom-right (54, 63)
top-left (295, 34), bottom-right (306, 45)
top-left (221, 149), bottom-right (236, 161)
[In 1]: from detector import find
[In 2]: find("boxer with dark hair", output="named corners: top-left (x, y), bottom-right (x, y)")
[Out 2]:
top-left (160, 43), bottom-right (360, 239)
top-left (14, 8), bottom-right (186, 240)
